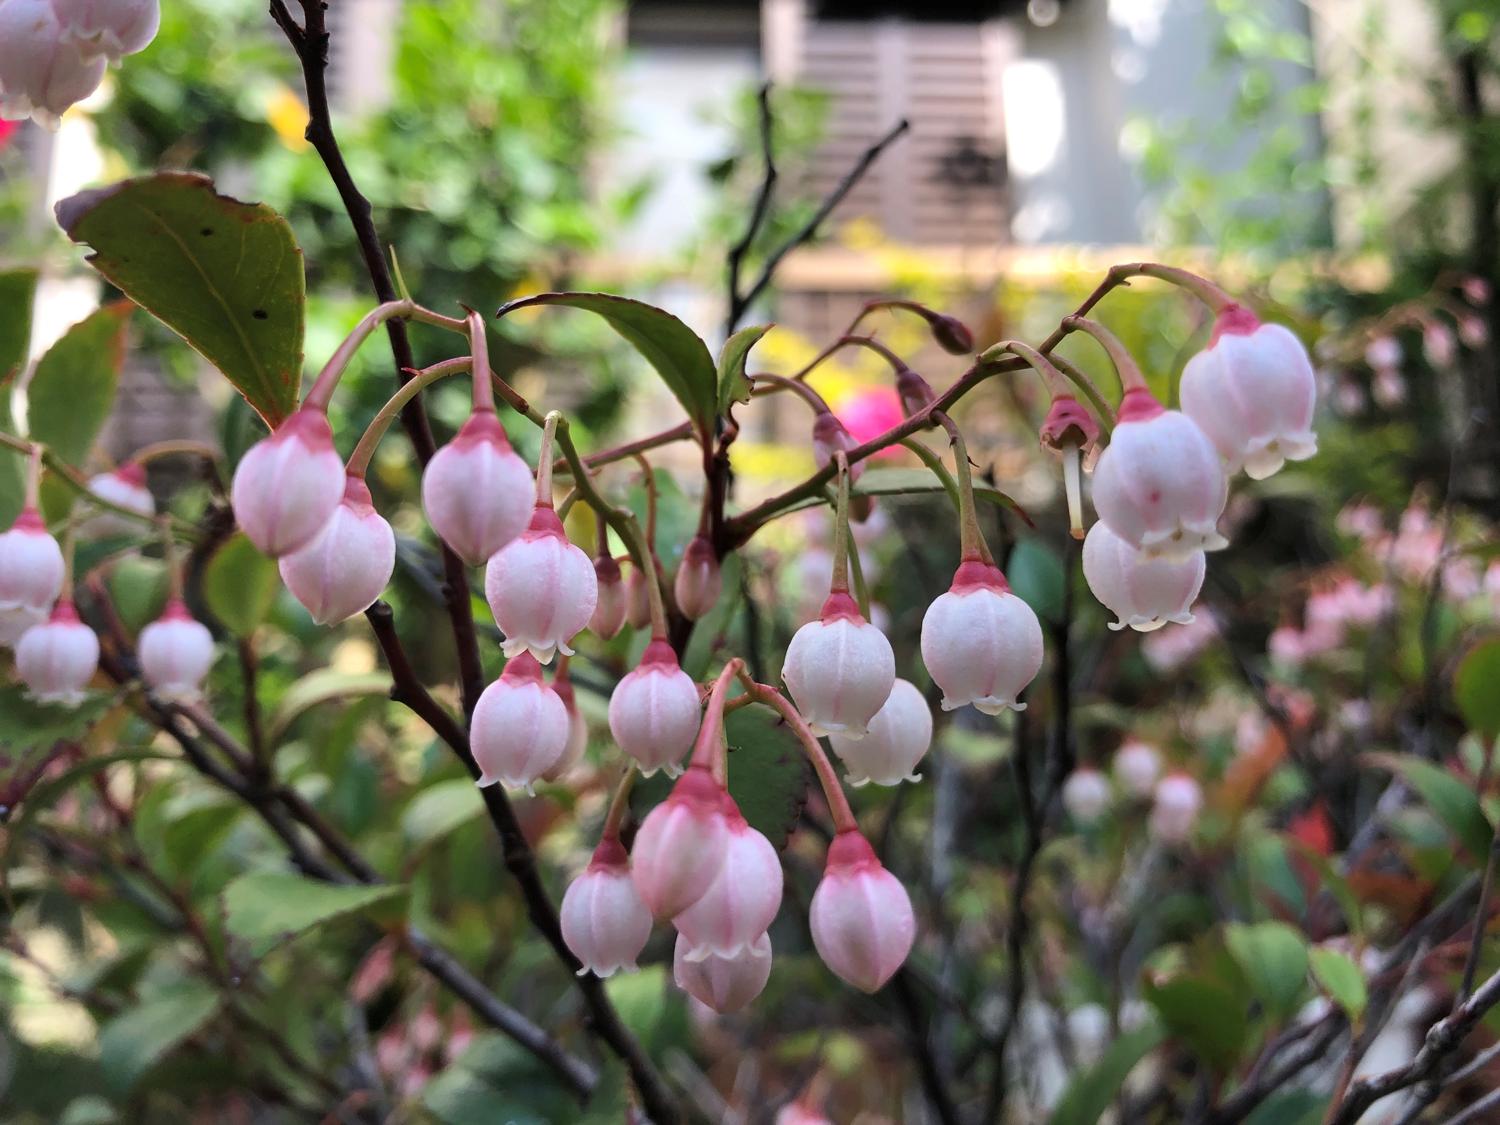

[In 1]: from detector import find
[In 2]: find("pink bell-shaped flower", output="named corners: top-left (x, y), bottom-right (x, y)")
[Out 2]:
top-left (230, 406), bottom-right (345, 558)
top-left (16, 601), bottom-right (99, 706)
top-left (0, 507), bottom-right (65, 616)
top-left (560, 837), bottom-right (653, 978)
top-left (673, 930), bottom-right (772, 1014)
top-left (484, 505), bottom-right (597, 663)
top-left (421, 411), bottom-right (533, 566)
top-left (542, 673), bottom-right (589, 783)
top-left (1150, 772), bottom-right (1203, 844)
top-left (1091, 388), bottom-right (1228, 560)
top-left (1179, 305), bottom-right (1318, 480)
top-left (278, 474), bottom-right (395, 625)
top-left (782, 591), bottom-right (895, 738)
top-left (51, 0), bottom-right (159, 59)
top-left (137, 599), bottom-right (215, 701)
top-left (674, 536), bottom-right (722, 621)
top-left (624, 564), bottom-right (653, 630)
top-left (608, 639), bottom-right (702, 777)
top-left (1113, 739), bottom-right (1162, 797)
top-left (673, 801), bottom-right (783, 961)
top-left (1082, 521), bottom-right (1205, 633)
top-left (809, 829), bottom-right (915, 993)
top-left (1061, 768), bottom-right (1111, 824)
top-left (631, 763), bottom-right (731, 919)
top-left (81, 464), bottom-right (154, 538)
top-left (811, 412), bottom-right (864, 482)
top-left (828, 677), bottom-right (931, 787)
top-left (919, 561), bottom-right (1043, 715)
top-left (589, 555), bottom-right (627, 639)
top-left (469, 653), bottom-right (570, 793)
top-left (0, 0), bottom-right (106, 129)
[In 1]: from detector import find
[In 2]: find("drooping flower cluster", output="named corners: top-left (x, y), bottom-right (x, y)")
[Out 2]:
top-left (0, 0), bottom-right (160, 129)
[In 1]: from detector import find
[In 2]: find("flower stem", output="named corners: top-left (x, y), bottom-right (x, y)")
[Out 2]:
top-left (751, 372), bottom-right (833, 415)
top-left (344, 358), bottom-right (472, 478)
top-left (1128, 263), bottom-right (1235, 313)
top-left (1047, 354), bottom-right (1115, 433)
top-left (934, 411), bottom-right (991, 564)
top-left (127, 439), bottom-right (223, 466)
top-left (689, 660), bottom-right (745, 780)
top-left (1060, 316), bottom-right (1148, 393)
top-left (899, 438), bottom-right (962, 514)
top-left (601, 765), bottom-right (636, 841)
top-left (466, 310), bottom-right (496, 414)
top-left (842, 334), bottom-right (906, 372)
top-left (829, 454), bottom-right (852, 596)
top-left (160, 517), bottom-right (184, 601)
top-left (304, 299), bottom-right (468, 412)
top-left (750, 684), bottom-right (857, 833)
top-left (24, 441), bottom-right (42, 510)
top-left (536, 413), bottom-right (560, 508)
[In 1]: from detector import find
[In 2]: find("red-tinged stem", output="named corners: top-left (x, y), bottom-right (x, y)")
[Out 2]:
top-left (127, 439), bottom-right (223, 467)
top-left (1060, 316), bottom-right (1148, 392)
top-left (934, 411), bottom-right (991, 565)
top-left (751, 684), bottom-right (857, 833)
top-left (843, 334), bottom-right (906, 372)
top-left (829, 454), bottom-right (853, 595)
top-left (467, 309), bottom-right (496, 414)
top-left (160, 518), bottom-right (184, 602)
top-left (345, 358), bottom-right (471, 478)
top-left (1129, 262), bottom-right (1235, 312)
top-left (1047, 353), bottom-right (1116, 432)
top-left (601, 766), bottom-right (636, 841)
top-left (689, 660), bottom-right (745, 777)
top-left (303, 299), bottom-right (467, 412)
top-left (535, 412), bottom-right (560, 509)
top-left (752, 372), bottom-right (833, 415)
top-left (24, 442), bottom-right (41, 511)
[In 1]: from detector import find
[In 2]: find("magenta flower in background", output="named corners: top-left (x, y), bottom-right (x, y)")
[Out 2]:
top-left (834, 386), bottom-right (905, 460)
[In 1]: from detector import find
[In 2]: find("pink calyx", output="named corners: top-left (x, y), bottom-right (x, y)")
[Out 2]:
top-left (1115, 386), bottom-right (1166, 424)
top-left (1209, 302), bottom-right (1262, 345)
top-left (818, 590), bottom-right (864, 622)
top-left (950, 560), bottom-right (1009, 595)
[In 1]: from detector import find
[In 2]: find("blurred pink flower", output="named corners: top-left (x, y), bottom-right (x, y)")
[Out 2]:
top-left (835, 386), bottom-right (905, 460)
top-left (0, 119), bottom-right (17, 150)
top-left (1141, 607), bottom-right (1220, 671)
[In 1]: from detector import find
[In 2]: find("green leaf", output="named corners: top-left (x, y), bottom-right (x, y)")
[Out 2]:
top-left (0, 371), bottom-right (23, 529)
top-left (775, 467), bottom-right (1025, 519)
top-left (201, 533), bottom-right (280, 637)
top-left (498, 292), bottom-right (716, 437)
top-left (1144, 973), bottom-right (1250, 1072)
top-left (56, 173), bottom-right (305, 427)
top-left (107, 555), bottom-right (169, 636)
top-left (0, 267), bottom-right (36, 378)
top-left (26, 303), bottom-right (131, 473)
top-left (1456, 640), bottom-right (1500, 739)
top-left (1365, 751), bottom-right (1494, 859)
top-left (632, 703), bottom-right (810, 850)
top-left (1309, 947), bottom-right (1367, 1021)
top-left (1007, 537), bottom-right (1067, 624)
top-left (402, 778), bottom-right (484, 847)
top-left (0, 685), bottom-right (114, 755)
top-left (268, 669), bottom-right (392, 741)
top-left (1048, 1021), bottom-right (1165, 1125)
top-left (222, 870), bottom-right (405, 956)
top-left (97, 982), bottom-right (219, 1093)
top-left (1224, 921), bottom-right (1309, 1021)
top-left (717, 323), bottom-right (771, 415)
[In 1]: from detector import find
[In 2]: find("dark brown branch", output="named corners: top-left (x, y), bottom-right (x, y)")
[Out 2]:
top-left (726, 82), bottom-right (778, 334)
top-left (732, 116), bottom-right (911, 325)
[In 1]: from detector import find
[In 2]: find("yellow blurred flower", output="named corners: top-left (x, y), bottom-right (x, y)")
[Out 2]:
top-left (266, 84), bottom-right (309, 151)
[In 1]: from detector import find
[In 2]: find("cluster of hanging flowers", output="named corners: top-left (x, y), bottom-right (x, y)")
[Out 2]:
top-left (0, 262), bottom-right (1317, 1007)
top-left (0, 0), bottom-right (160, 129)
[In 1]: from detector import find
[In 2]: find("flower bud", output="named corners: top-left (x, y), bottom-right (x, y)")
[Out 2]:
top-left (828, 677), bottom-right (931, 787)
top-left (1423, 322), bottom-right (1455, 369)
top-left (484, 506), bottom-right (597, 663)
top-left (1091, 388), bottom-right (1228, 559)
top-left (278, 474), bottom-right (395, 625)
top-left (230, 406), bottom-right (345, 558)
top-left (1460, 315), bottom-right (1488, 348)
top-left (1061, 768), bottom-right (1111, 824)
top-left (673, 803), bottom-right (782, 961)
top-left (624, 563), bottom-right (653, 630)
top-left (783, 592), bottom-right (895, 738)
top-left (608, 639), bottom-right (702, 777)
top-left (1040, 394), bottom-right (1100, 538)
top-left (81, 465), bottom-right (154, 538)
top-left (137, 599), bottom-right (215, 701)
top-left (589, 555), bottom-right (627, 639)
top-left (1082, 521), bottom-right (1204, 632)
top-left (1150, 772), bottom-right (1203, 844)
top-left (811, 412), bottom-right (864, 482)
top-left (919, 561), bottom-right (1043, 715)
top-left (810, 829), bottom-right (914, 993)
top-left (542, 674), bottom-right (589, 782)
top-left (673, 930), bottom-right (772, 1014)
top-left (0, 0), bottom-right (106, 129)
top-left (469, 653), bottom-right (570, 793)
top-left (674, 536), bottom-right (722, 620)
top-left (16, 601), bottom-right (99, 706)
top-left (421, 411), bottom-right (533, 566)
top-left (1113, 739), bottom-right (1161, 797)
top-left (896, 367), bottom-right (937, 416)
top-left (0, 507), bottom-right (65, 615)
top-left (560, 838), bottom-right (653, 978)
top-left (775, 1098), bottom-right (834, 1125)
top-left (631, 764), bottom-right (730, 919)
top-left (1179, 307), bottom-right (1318, 481)
top-left (51, 0), bottom-right (159, 59)
top-left (929, 315), bottom-right (975, 356)
top-left (1364, 335), bottom-right (1401, 370)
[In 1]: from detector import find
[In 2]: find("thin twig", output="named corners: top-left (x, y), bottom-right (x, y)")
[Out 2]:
top-left (726, 82), bottom-right (778, 334)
